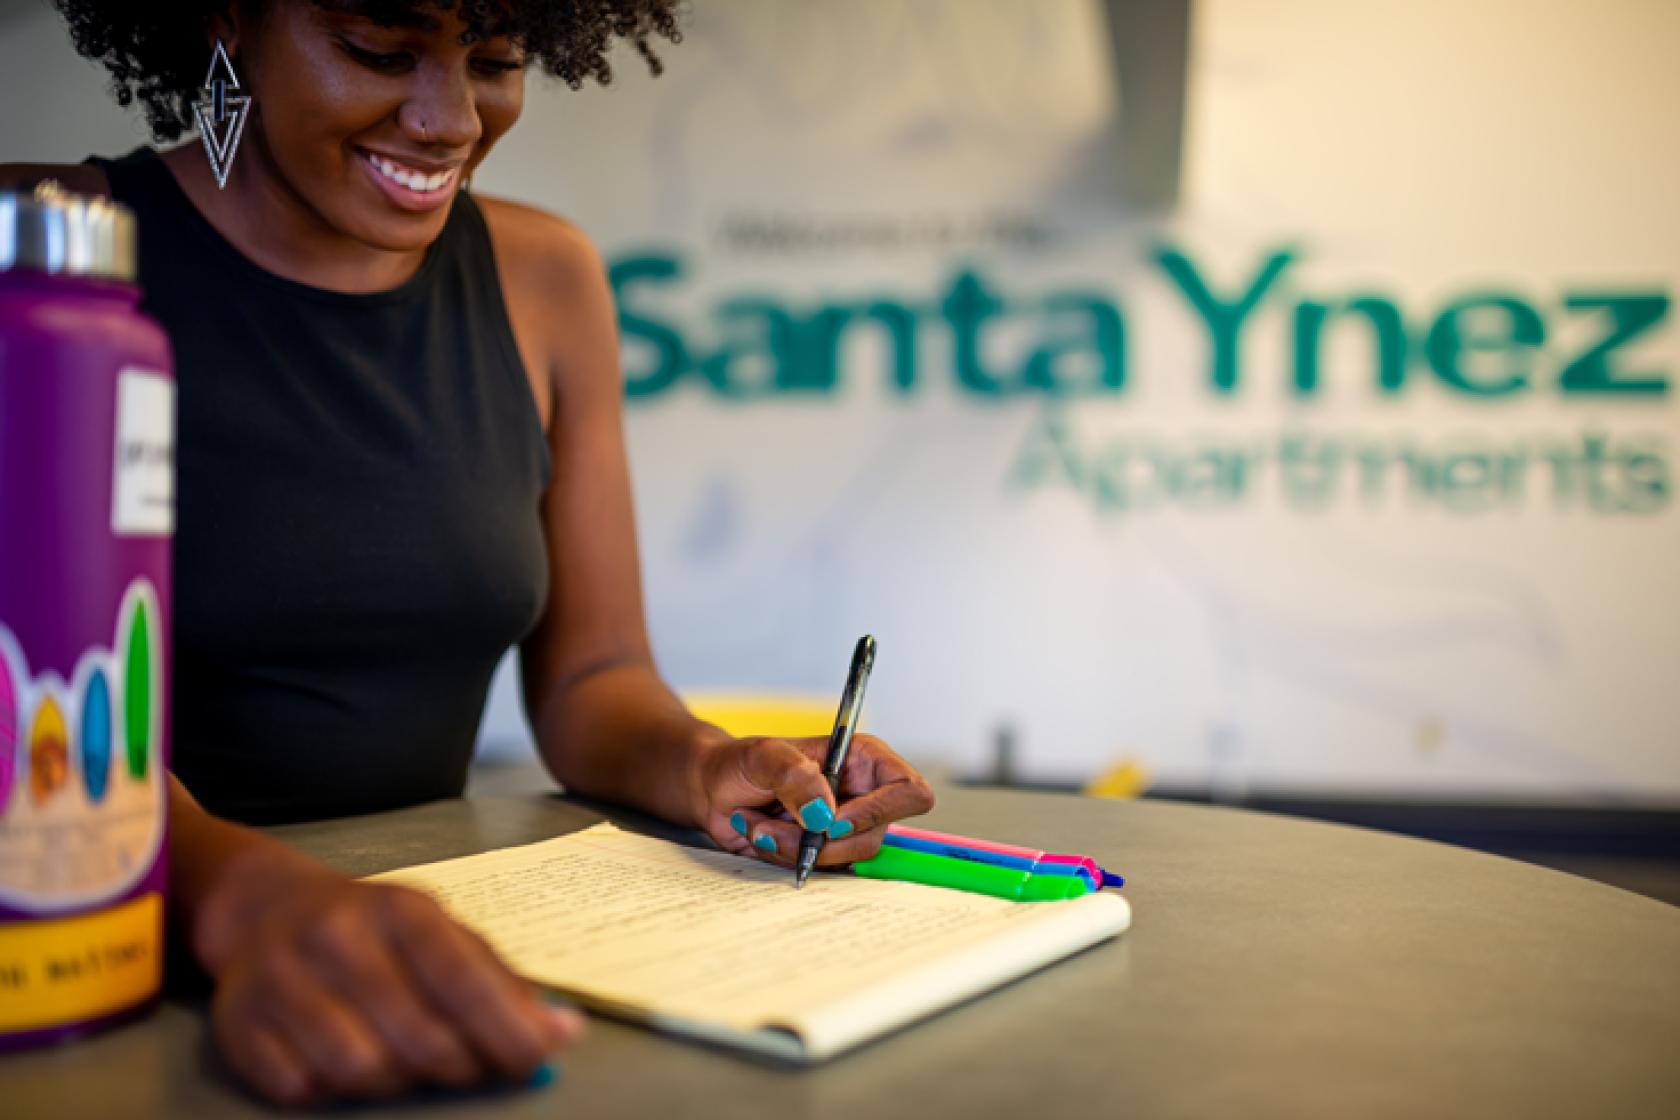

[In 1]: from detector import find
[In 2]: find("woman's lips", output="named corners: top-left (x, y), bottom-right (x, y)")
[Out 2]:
top-left (355, 148), bottom-right (458, 212)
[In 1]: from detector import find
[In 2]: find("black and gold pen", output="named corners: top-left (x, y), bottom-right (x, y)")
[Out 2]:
top-left (794, 635), bottom-right (877, 888)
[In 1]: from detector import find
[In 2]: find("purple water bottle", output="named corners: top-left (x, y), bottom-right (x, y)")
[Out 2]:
top-left (0, 182), bottom-right (173, 1048)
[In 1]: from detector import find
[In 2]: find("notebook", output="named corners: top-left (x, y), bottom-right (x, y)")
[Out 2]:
top-left (371, 822), bottom-right (1132, 1062)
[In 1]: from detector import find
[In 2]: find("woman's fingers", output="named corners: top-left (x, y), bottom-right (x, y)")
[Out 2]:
top-left (270, 988), bottom-right (409, 1100)
top-left (385, 890), bottom-right (572, 1079)
top-left (740, 818), bottom-right (888, 869)
top-left (311, 888), bottom-right (483, 1087)
top-left (736, 737), bottom-right (841, 833)
top-left (217, 949), bottom-right (406, 1101)
top-left (836, 734), bottom-right (932, 797)
top-left (737, 807), bottom-right (890, 868)
top-left (215, 1016), bottom-right (316, 1108)
top-left (200, 853), bottom-right (580, 1106)
top-left (810, 824), bottom-right (894, 866)
top-left (711, 733), bottom-right (935, 867)
top-left (708, 804), bottom-right (772, 855)
top-left (741, 816), bottom-right (802, 865)
top-left (827, 778), bottom-right (934, 842)
top-left (815, 734), bottom-right (936, 861)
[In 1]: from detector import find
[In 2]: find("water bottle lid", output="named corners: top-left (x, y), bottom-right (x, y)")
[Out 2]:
top-left (0, 180), bottom-right (137, 283)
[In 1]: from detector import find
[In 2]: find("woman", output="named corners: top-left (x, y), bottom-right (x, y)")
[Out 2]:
top-left (4, 0), bottom-right (935, 1105)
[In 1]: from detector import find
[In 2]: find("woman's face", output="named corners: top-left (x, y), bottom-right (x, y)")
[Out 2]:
top-left (232, 0), bottom-right (526, 252)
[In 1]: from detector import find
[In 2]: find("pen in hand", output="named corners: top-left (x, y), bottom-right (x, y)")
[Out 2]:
top-left (795, 635), bottom-right (877, 888)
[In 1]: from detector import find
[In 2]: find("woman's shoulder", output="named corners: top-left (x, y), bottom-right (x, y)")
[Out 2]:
top-left (471, 194), bottom-right (620, 409)
top-left (473, 194), bottom-right (606, 294)
top-left (0, 162), bottom-right (112, 197)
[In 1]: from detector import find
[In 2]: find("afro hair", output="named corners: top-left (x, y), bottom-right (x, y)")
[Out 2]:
top-left (52, 0), bottom-right (683, 140)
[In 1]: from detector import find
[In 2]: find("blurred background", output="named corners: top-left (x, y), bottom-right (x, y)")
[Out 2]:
top-left (4, 0), bottom-right (1676, 898)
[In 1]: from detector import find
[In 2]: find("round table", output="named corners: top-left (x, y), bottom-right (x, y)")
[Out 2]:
top-left (5, 784), bottom-right (1677, 1118)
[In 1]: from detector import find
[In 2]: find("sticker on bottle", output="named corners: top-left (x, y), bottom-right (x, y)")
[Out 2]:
top-left (0, 580), bottom-right (165, 912)
top-left (109, 369), bottom-right (174, 537)
top-left (0, 891), bottom-right (162, 1033)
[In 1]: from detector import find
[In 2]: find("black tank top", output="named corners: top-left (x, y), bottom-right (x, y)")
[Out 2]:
top-left (93, 147), bottom-right (551, 825)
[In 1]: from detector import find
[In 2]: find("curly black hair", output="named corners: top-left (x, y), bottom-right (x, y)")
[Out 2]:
top-left (52, 1), bottom-right (684, 141)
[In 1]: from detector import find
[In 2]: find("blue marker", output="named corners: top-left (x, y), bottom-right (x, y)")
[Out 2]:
top-left (881, 833), bottom-right (1099, 891)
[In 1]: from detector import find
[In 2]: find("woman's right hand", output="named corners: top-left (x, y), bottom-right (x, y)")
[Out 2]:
top-left (185, 827), bottom-right (583, 1106)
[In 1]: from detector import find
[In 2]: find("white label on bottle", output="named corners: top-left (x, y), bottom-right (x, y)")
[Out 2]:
top-left (110, 368), bottom-right (175, 536)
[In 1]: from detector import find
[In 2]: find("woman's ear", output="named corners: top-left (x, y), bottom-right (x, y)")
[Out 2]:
top-left (206, 0), bottom-right (249, 57)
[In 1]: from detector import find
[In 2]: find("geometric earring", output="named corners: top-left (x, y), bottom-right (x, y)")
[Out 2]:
top-left (191, 40), bottom-right (252, 190)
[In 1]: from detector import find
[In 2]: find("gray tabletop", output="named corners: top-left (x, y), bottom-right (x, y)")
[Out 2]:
top-left (7, 781), bottom-right (1679, 1119)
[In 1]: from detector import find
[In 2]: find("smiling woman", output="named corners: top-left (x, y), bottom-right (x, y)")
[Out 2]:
top-left (0, 0), bottom-right (937, 1108)
top-left (51, 0), bottom-right (680, 284)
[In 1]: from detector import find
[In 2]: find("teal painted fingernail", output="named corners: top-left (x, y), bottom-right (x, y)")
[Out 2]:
top-left (753, 833), bottom-right (778, 854)
top-left (730, 811), bottom-right (748, 837)
top-left (798, 798), bottom-right (835, 832)
top-left (827, 819), bottom-right (854, 839)
top-left (526, 1062), bottom-right (558, 1089)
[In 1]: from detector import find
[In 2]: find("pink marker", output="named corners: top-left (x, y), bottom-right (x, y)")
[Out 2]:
top-left (884, 825), bottom-right (1120, 889)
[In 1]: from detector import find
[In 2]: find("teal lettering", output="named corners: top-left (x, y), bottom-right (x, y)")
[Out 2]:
top-left (1175, 445), bottom-right (1251, 509)
top-left (1622, 442), bottom-right (1670, 513)
top-left (1278, 432), bottom-right (1341, 509)
top-left (1093, 442), bottom-right (1149, 512)
top-left (1022, 292), bottom-right (1126, 396)
top-left (779, 306), bottom-right (848, 393)
top-left (699, 298), bottom-right (794, 399)
top-left (861, 301), bottom-right (921, 394)
top-left (1006, 410), bottom-right (1086, 491)
top-left (609, 253), bottom-right (689, 399)
top-left (1154, 247), bottom-right (1295, 393)
top-left (1292, 297), bottom-right (1408, 396)
top-left (817, 302), bottom-right (920, 395)
top-left (1580, 431), bottom-right (1618, 512)
top-left (1425, 294), bottom-right (1544, 396)
top-left (1397, 445), bottom-right (1439, 500)
top-left (1558, 294), bottom-right (1669, 396)
top-left (1437, 451), bottom-right (1499, 513)
top-left (1352, 444), bottom-right (1392, 504)
top-left (942, 270), bottom-right (1011, 396)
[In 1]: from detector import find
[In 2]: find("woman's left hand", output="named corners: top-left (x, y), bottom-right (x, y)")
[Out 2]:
top-left (690, 733), bottom-right (935, 868)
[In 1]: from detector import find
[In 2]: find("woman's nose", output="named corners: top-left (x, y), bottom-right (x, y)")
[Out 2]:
top-left (398, 66), bottom-right (482, 149)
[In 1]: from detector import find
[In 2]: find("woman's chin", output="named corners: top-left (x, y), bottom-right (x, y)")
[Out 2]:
top-left (343, 206), bottom-right (454, 256)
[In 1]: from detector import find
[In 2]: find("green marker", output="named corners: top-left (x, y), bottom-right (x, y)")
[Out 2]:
top-left (854, 845), bottom-right (1090, 902)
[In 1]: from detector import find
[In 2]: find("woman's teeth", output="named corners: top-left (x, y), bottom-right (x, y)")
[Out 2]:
top-left (367, 153), bottom-right (453, 193)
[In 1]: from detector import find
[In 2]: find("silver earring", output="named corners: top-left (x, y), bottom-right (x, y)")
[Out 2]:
top-left (191, 40), bottom-right (252, 190)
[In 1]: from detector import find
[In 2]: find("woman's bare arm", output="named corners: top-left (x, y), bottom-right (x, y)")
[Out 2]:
top-left (493, 205), bottom-right (934, 851)
top-left (481, 204), bottom-right (717, 825)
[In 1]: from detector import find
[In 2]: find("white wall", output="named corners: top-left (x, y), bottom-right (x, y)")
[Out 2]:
top-left (6, 1), bottom-right (1676, 802)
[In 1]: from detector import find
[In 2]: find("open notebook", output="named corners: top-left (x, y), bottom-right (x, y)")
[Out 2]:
top-left (372, 823), bottom-right (1131, 1062)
